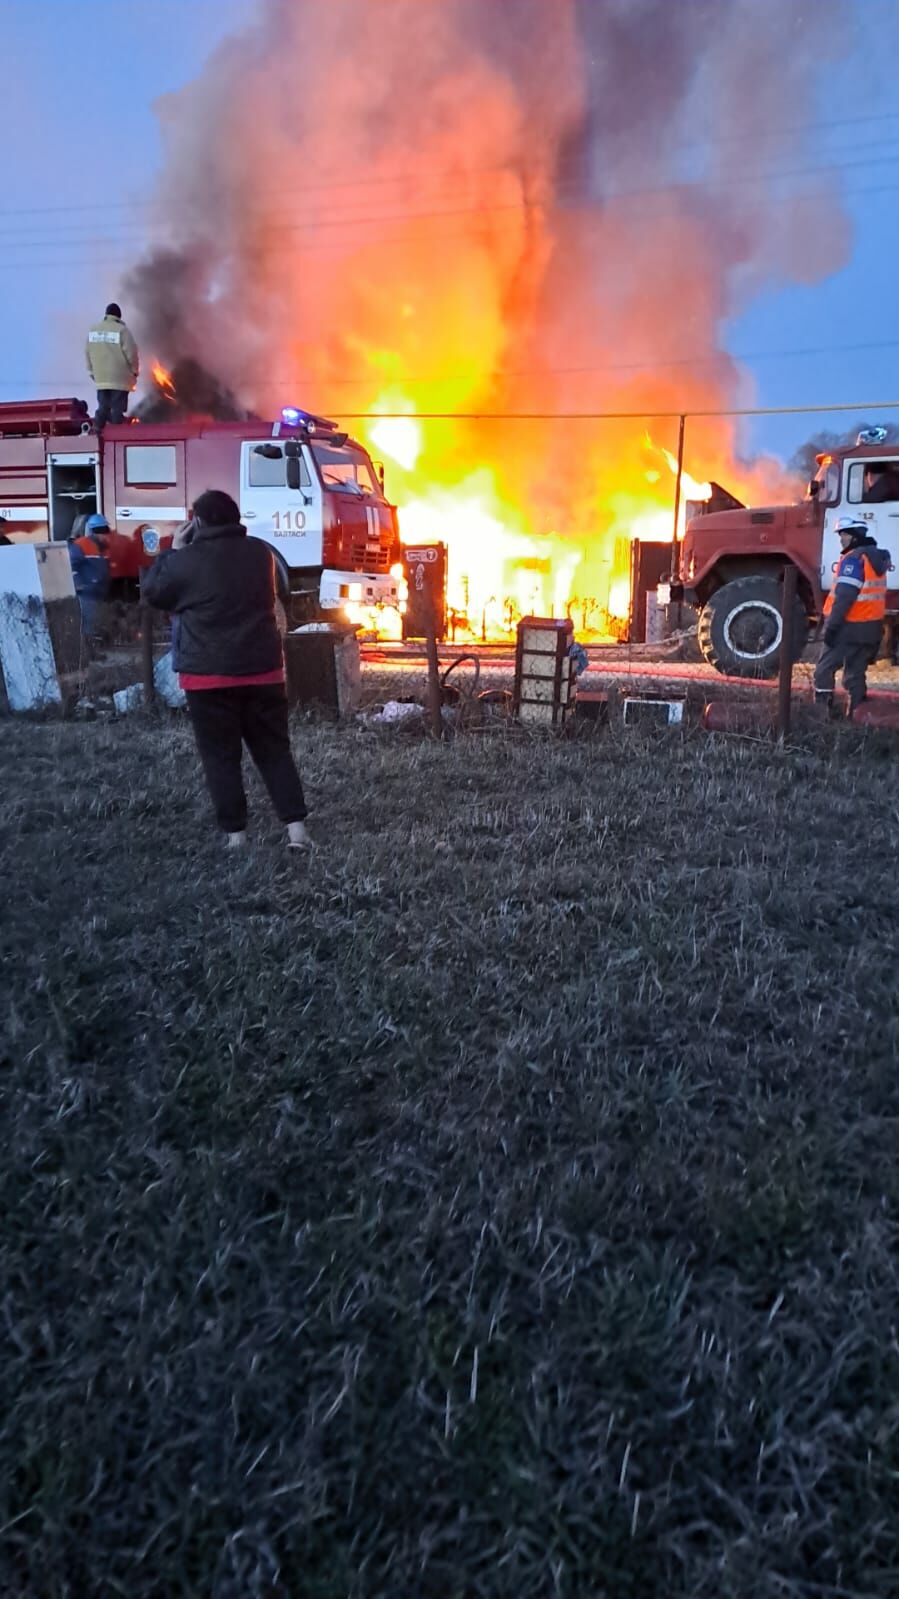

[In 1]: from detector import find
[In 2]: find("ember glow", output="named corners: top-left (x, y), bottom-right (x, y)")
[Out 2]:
top-left (151, 362), bottom-right (176, 398)
top-left (130, 0), bottom-right (847, 636)
top-left (659, 448), bottom-right (713, 511)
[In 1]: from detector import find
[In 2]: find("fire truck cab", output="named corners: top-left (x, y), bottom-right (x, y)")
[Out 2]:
top-left (0, 398), bottom-right (401, 615)
top-left (674, 428), bottom-right (899, 677)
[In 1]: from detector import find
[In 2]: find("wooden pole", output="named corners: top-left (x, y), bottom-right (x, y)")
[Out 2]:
top-left (777, 563), bottom-right (797, 739)
top-left (668, 413), bottom-right (687, 633)
top-left (424, 588), bottom-right (443, 738)
top-left (669, 414), bottom-right (686, 578)
top-left (140, 602), bottom-right (157, 711)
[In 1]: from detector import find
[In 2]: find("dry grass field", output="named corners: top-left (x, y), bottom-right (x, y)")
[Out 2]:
top-left (1, 709), bottom-right (898, 1598)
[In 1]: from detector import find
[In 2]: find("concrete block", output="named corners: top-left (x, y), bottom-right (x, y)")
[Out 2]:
top-left (0, 544), bottom-right (80, 711)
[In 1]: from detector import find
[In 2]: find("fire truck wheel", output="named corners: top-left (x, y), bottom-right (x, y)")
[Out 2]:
top-left (698, 574), bottom-right (808, 678)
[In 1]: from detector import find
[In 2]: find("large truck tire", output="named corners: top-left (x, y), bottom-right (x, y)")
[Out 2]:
top-left (698, 573), bottom-right (808, 678)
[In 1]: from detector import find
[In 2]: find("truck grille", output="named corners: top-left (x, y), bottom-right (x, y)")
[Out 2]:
top-left (325, 497), bottom-right (396, 572)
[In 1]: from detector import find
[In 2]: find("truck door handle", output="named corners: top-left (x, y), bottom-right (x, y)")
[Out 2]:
top-left (243, 511), bottom-right (257, 519)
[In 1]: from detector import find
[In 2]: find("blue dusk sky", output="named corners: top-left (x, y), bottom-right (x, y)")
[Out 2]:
top-left (2, 0), bottom-right (898, 466)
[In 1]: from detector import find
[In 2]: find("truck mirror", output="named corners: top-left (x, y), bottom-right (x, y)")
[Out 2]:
top-left (807, 479), bottom-right (820, 498)
top-left (286, 456), bottom-right (301, 491)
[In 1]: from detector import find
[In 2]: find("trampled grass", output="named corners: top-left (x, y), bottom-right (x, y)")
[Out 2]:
top-left (1, 712), bottom-right (898, 1598)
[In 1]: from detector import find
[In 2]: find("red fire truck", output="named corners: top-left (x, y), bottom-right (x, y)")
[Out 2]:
top-left (672, 428), bottom-right (899, 676)
top-left (0, 397), bottom-right (401, 614)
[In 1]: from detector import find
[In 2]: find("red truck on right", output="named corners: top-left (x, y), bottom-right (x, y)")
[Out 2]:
top-left (672, 427), bottom-right (899, 676)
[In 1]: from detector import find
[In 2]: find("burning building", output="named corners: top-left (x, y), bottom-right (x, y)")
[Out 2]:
top-left (126, 0), bottom-right (850, 636)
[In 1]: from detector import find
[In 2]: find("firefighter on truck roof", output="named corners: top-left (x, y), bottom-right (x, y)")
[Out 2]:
top-left (85, 302), bottom-right (140, 431)
top-left (814, 517), bottom-right (889, 716)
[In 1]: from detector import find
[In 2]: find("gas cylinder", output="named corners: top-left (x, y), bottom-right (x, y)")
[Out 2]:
top-left (851, 694), bottom-right (899, 730)
top-left (702, 699), bottom-right (773, 734)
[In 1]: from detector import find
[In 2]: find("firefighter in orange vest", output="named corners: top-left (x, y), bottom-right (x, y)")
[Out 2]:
top-left (814, 517), bottom-right (890, 714)
top-left (68, 512), bottom-right (111, 641)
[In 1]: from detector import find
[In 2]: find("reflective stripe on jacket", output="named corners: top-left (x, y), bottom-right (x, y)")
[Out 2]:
top-left (69, 536), bottom-right (110, 598)
top-left (85, 316), bottom-right (140, 391)
top-left (72, 535), bottom-right (104, 559)
top-left (823, 550), bottom-right (887, 623)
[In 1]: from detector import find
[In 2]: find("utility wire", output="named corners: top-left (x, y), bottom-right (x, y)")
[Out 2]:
top-left (2, 141), bottom-right (899, 244)
top-left (0, 176), bottom-right (896, 272)
top-left (1, 146), bottom-right (898, 251)
top-left (276, 402), bottom-right (899, 420)
top-left (1, 107), bottom-right (899, 221)
top-left (1, 385), bottom-right (897, 422)
top-left (4, 337), bottom-right (899, 393)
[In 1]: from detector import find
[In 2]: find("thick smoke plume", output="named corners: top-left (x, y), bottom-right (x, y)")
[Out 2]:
top-left (135, 353), bottom-right (246, 423)
top-left (126, 0), bottom-right (851, 619)
top-left (790, 423), bottom-right (899, 482)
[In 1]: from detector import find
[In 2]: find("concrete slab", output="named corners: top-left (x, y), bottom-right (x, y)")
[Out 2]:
top-left (0, 545), bottom-right (65, 710)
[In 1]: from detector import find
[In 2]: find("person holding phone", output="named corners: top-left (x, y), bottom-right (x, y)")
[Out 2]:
top-left (142, 490), bottom-right (312, 851)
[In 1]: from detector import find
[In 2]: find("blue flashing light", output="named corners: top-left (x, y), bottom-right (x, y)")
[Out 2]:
top-left (280, 404), bottom-right (339, 432)
top-left (857, 426), bottom-right (888, 446)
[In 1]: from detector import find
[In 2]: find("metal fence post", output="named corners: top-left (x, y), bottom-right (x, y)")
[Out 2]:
top-left (777, 564), bottom-right (797, 738)
top-left (140, 602), bottom-right (157, 711)
top-left (668, 413), bottom-right (687, 634)
top-left (424, 588), bottom-right (443, 738)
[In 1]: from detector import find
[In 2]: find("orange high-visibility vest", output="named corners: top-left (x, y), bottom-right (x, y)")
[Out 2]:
top-left (824, 550), bottom-right (887, 623)
top-left (73, 534), bottom-right (104, 559)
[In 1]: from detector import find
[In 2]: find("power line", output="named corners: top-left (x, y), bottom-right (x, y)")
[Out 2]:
top-left (1, 145), bottom-right (899, 252)
top-left (0, 161), bottom-right (896, 269)
top-left (0, 172), bottom-right (895, 273)
top-left (2, 107), bottom-right (899, 223)
top-left (1, 382), bottom-right (897, 422)
top-left (0, 156), bottom-right (891, 245)
top-left (280, 402), bottom-right (899, 420)
top-left (5, 337), bottom-right (899, 393)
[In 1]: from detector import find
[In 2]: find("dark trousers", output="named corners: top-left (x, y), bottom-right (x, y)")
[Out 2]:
top-left (814, 636), bottom-right (880, 709)
top-left (186, 684), bottom-right (307, 832)
top-left (76, 593), bottom-right (104, 639)
top-left (94, 389), bottom-right (129, 429)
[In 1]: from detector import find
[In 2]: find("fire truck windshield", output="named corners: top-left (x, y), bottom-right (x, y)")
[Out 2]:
top-left (312, 443), bottom-right (379, 496)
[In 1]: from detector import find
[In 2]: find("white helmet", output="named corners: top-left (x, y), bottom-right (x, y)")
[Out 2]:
top-left (835, 516), bottom-right (868, 535)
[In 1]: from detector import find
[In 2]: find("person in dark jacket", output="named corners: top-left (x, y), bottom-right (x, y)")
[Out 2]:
top-left (813, 517), bottom-right (890, 715)
top-left (863, 464), bottom-right (899, 503)
top-left (142, 489), bottom-right (311, 850)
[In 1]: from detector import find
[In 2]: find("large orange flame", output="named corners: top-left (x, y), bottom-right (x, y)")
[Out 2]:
top-left (151, 361), bottom-right (176, 397)
top-left (133, 0), bottom-right (845, 637)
